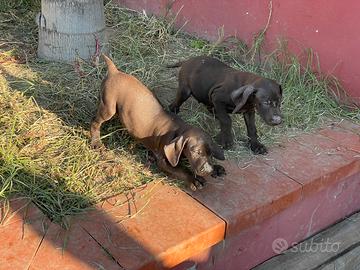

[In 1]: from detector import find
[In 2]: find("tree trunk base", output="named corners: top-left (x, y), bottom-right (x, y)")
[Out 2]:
top-left (37, 0), bottom-right (107, 63)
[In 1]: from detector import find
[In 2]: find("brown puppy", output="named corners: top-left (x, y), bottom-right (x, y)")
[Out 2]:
top-left (90, 55), bottom-right (226, 190)
top-left (168, 56), bottom-right (283, 154)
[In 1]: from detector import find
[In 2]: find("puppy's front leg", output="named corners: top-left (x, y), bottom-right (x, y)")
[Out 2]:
top-left (213, 101), bottom-right (233, 149)
top-left (156, 158), bottom-right (205, 191)
top-left (243, 110), bottom-right (267, 154)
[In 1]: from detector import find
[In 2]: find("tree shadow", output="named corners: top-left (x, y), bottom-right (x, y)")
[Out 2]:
top-left (0, 165), bottom-right (216, 269)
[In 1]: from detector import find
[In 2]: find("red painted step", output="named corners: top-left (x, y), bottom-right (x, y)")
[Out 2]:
top-left (1, 120), bottom-right (359, 270)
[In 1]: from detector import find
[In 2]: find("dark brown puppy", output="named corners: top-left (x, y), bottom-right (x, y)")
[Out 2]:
top-left (168, 56), bottom-right (283, 154)
top-left (90, 55), bottom-right (226, 190)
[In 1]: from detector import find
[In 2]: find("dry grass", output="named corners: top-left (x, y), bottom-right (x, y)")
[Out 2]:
top-left (0, 1), bottom-right (358, 225)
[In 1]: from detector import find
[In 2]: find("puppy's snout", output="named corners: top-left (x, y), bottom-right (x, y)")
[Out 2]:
top-left (271, 115), bottom-right (282, 125)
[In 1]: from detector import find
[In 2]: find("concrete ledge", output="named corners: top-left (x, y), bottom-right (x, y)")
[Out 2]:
top-left (176, 120), bottom-right (360, 269)
top-left (1, 120), bottom-right (360, 270)
top-left (76, 182), bottom-right (225, 269)
top-left (1, 183), bottom-right (225, 270)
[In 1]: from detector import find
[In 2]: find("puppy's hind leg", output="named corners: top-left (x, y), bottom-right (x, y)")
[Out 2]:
top-left (213, 100), bottom-right (234, 149)
top-left (169, 83), bottom-right (191, 114)
top-left (90, 100), bottom-right (116, 149)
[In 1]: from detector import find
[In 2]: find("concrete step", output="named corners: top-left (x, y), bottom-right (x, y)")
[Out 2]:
top-left (1, 120), bottom-right (359, 270)
top-left (254, 212), bottom-right (360, 270)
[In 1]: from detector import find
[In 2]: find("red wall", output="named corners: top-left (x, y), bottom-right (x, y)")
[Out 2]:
top-left (117, 0), bottom-right (360, 105)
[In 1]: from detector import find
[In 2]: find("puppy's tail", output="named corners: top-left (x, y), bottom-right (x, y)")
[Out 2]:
top-left (102, 54), bottom-right (118, 74)
top-left (166, 61), bottom-right (183, 68)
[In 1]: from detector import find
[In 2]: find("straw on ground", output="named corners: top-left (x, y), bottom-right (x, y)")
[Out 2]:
top-left (0, 1), bottom-right (358, 226)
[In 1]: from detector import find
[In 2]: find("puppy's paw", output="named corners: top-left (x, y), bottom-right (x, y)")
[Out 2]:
top-left (211, 164), bottom-right (226, 178)
top-left (216, 133), bottom-right (233, 150)
top-left (91, 140), bottom-right (103, 150)
top-left (250, 142), bottom-right (268, 155)
top-left (190, 176), bottom-right (206, 191)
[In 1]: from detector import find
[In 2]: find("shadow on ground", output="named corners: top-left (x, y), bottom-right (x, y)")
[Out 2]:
top-left (0, 165), bottom-right (217, 269)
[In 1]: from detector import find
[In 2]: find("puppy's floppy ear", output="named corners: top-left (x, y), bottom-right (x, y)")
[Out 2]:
top-left (164, 136), bottom-right (189, 167)
top-left (209, 141), bottom-right (225, 160)
top-left (230, 85), bottom-right (256, 113)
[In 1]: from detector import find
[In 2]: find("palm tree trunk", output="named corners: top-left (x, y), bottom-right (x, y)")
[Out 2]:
top-left (37, 0), bottom-right (107, 62)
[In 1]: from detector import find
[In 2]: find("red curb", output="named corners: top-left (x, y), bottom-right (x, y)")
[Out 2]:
top-left (190, 159), bottom-right (302, 237)
top-left (0, 210), bottom-right (50, 269)
top-left (319, 120), bottom-right (360, 153)
top-left (78, 181), bottom-right (225, 269)
top-left (259, 132), bottom-right (360, 197)
top-left (0, 197), bottom-right (44, 227)
top-left (29, 222), bottom-right (120, 270)
top-left (1, 121), bottom-right (360, 270)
